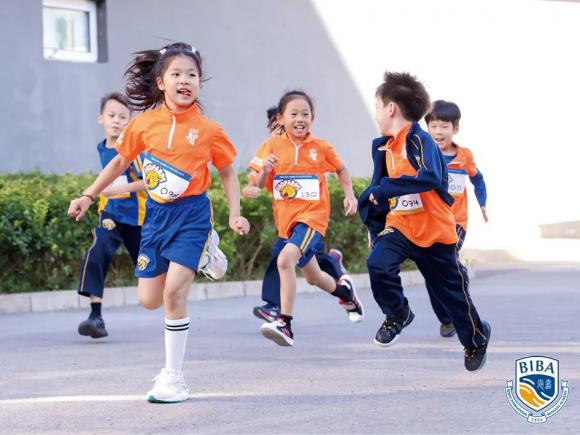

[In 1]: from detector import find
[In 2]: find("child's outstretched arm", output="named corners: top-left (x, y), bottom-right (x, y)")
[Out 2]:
top-left (68, 154), bottom-right (132, 221)
top-left (469, 170), bottom-right (488, 222)
top-left (336, 166), bottom-right (357, 216)
top-left (255, 154), bottom-right (278, 188)
top-left (242, 171), bottom-right (261, 199)
top-left (101, 180), bottom-right (146, 198)
top-left (219, 164), bottom-right (250, 235)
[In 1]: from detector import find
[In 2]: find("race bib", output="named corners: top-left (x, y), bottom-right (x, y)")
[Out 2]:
top-left (142, 153), bottom-right (192, 203)
top-left (448, 169), bottom-right (467, 197)
top-left (389, 193), bottom-right (424, 215)
top-left (273, 174), bottom-right (320, 201)
top-left (107, 174), bottom-right (130, 199)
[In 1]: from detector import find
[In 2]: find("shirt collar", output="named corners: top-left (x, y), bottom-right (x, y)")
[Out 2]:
top-left (160, 101), bottom-right (201, 119)
top-left (386, 122), bottom-right (412, 151)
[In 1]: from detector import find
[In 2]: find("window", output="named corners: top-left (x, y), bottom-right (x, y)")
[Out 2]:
top-left (43, 0), bottom-right (98, 62)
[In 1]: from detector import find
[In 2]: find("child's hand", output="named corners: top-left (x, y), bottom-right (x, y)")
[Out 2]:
top-left (242, 185), bottom-right (260, 199)
top-left (230, 215), bottom-right (250, 235)
top-left (481, 206), bottom-right (489, 222)
top-left (262, 154), bottom-right (279, 173)
top-left (369, 193), bottom-right (378, 206)
top-left (67, 196), bottom-right (93, 222)
top-left (343, 196), bottom-right (358, 216)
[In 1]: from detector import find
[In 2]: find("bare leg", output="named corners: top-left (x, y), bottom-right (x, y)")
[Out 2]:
top-left (277, 244), bottom-right (302, 316)
top-left (138, 274), bottom-right (167, 310)
top-left (163, 262), bottom-right (195, 319)
top-left (301, 257), bottom-right (337, 294)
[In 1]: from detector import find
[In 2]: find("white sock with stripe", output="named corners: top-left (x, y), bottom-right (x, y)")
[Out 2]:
top-left (164, 317), bottom-right (190, 373)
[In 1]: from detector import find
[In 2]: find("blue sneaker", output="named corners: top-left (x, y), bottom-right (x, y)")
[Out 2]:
top-left (253, 303), bottom-right (280, 322)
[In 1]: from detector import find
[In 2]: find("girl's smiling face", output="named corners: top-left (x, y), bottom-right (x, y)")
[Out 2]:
top-left (278, 97), bottom-right (313, 141)
top-left (156, 55), bottom-right (200, 112)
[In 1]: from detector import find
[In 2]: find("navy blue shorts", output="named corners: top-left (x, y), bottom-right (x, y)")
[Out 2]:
top-left (286, 222), bottom-right (322, 268)
top-left (136, 194), bottom-right (212, 278)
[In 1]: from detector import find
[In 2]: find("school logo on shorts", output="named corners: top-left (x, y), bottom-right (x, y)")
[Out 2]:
top-left (505, 356), bottom-right (569, 423)
top-left (186, 128), bottom-right (199, 145)
top-left (144, 163), bottom-right (167, 190)
top-left (101, 218), bottom-right (116, 230)
top-left (137, 254), bottom-right (150, 271)
top-left (275, 179), bottom-right (301, 199)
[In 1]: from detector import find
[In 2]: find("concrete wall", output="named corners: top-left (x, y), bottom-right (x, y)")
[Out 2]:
top-left (0, 0), bottom-right (376, 175)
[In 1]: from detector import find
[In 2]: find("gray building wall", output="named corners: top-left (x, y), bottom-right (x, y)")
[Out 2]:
top-left (0, 0), bottom-right (376, 175)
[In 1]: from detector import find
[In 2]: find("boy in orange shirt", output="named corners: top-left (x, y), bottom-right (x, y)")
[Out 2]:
top-left (424, 100), bottom-right (488, 338)
top-left (255, 91), bottom-right (363, 346)
top-left (359, 71), bottom-right (490, 371)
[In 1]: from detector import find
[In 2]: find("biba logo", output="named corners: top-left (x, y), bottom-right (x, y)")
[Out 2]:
top-left (275, 179), bottom-right (301, 199)
top-left (144, 163), bottom-right (167, 190)
top-left (137, 254), bottom-right (150, 271)
top-left (506, 356), bottom-right (569, 423)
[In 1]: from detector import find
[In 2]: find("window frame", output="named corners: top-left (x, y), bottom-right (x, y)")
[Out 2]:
top-left (43, 0), bottom-right (98, 63)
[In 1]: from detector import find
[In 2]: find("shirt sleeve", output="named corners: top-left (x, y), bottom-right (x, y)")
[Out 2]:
top-left (248, 141), bottom-right (269, 172)
top-left (369, 134), bottom-right (445, 202)
top-left (464, 148), bottom-right (479, 177)
top-left (210, 125), bottom-right (237, 170)
top-left (115, 118), bottom-right (145, 162)
top-left (321, 141), bottom-right (344, 172)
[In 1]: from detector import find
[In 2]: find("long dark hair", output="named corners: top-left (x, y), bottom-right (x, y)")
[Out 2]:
top-left (124, 42), bottom-right (203, 112)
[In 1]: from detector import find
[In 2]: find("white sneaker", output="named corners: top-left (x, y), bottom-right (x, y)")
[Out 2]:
top-left (146, 368), bottom-right (189, 403)
top-left (338, 274), bottom-right (364, 323)
top-left (199, 229), bottom-right (228, 280)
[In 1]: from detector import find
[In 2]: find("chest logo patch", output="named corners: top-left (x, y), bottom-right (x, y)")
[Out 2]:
top-left (186, 128), bottom-right (199, 145)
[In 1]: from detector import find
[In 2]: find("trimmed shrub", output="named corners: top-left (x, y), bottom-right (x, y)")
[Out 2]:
top-left (0, 172), bottom-right (374, 293)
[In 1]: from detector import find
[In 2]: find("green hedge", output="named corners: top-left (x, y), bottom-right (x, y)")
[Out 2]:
top-left (0, 172), bottom-right (373, 293)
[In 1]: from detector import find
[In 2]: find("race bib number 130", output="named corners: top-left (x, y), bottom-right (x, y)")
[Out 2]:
top-left (274, 174), bottom-right (320, 201)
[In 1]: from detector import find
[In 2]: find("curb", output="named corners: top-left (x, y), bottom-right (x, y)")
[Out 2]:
top-left (0, 267), bottom-right (475, 315)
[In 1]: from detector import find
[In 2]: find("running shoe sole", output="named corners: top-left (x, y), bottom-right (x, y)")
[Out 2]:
top-left (260, 324), bottom-right (294, 347)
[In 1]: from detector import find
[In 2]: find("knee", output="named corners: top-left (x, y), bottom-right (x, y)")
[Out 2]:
top-left (366, 253), bottom-right (381, 273)
top-left (305, 273), bottom-right (320, 286)
top-left (163, 286), bottom-right (185, 312)
top-left (277, 253), bottom-right (296, 271)
top-left (139, 293), bottom-right (162, 310)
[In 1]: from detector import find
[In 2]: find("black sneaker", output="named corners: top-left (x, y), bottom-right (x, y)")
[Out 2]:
top-left (374, 309), bottom-right (415, 347)
top-left (440, 322), bottom-right (456, 338)
top-left (464, 321), bottom-right (492, 372)
top-left (337, 275), bottom-right (364, 322)
top-left (253, 303), bottom-right (280, 322)
top-left (260, 317), bottom-right (294, 347)
top-left (78, 315), bottom-right (108, 339)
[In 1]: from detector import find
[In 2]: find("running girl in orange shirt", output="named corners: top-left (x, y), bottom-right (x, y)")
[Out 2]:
top-left (255, 91), bottom-right (363, 347)
top-left (68, 42), bottom-right (249, 403)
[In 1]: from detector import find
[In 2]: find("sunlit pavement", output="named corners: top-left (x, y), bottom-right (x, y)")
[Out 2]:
top-left (1, 265), bottom-right (578, 434)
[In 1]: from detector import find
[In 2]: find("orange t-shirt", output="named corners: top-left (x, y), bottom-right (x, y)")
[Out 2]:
top-left (258, 133), bottom-right (343, 238)
top-left (446, 144), bottom-right (478, 231)
top-left (385, 124), bottom-right (458, 247)
top-left (116, 103), bottom-right (236, 203)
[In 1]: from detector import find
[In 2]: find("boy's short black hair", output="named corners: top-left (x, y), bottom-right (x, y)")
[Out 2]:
top-left (425, 100), bottom-right (461, 127)
top-left (100, 92), bottom-right (131, 114)
top-left (375, 71), bottom-right (430, 122)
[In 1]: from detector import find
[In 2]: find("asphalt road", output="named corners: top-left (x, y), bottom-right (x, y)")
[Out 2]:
top-left (1, 265), bottom-right (578, 434)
